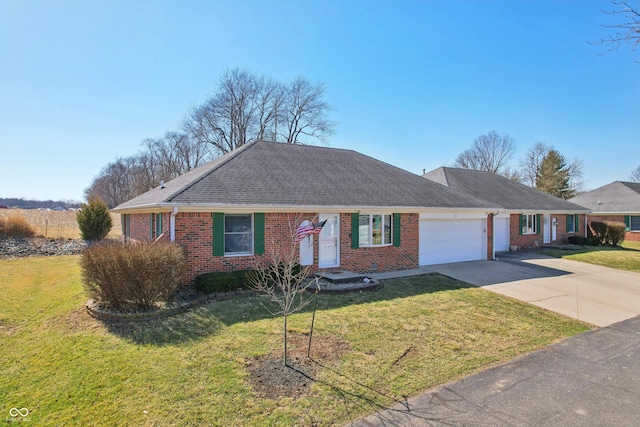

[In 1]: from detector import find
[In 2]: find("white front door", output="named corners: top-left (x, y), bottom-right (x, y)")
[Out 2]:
top-left (318, 214), bottom-right (339, 268)
top-left (543, 214), bottom-right (551, 244)
top-left (493, 216), bottom-right (510, 252)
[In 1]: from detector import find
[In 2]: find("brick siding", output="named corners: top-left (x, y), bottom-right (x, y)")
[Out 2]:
top-left (125, 211), bottom-right (420, 284)
top-left (509, 213), bottom-right (586, 250)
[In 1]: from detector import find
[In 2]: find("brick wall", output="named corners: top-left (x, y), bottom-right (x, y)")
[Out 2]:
top-left (140, 211), bottom-right (422, 283)
top-left (588, 215), bottom-right (640, 242)
top-left (487, 214), bottom-right (494, 260)
top-left (339, 213), bottom-right (419, 272)
top-left (509, 213), bottom-right (587, 249)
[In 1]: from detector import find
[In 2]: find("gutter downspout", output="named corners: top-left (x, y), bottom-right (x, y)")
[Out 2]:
top-left (170, 207), bottom-right (178, 242)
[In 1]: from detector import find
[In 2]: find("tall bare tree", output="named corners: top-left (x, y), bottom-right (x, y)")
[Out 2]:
top-left (454, 131), bottom-right (517, 175)
top-left (186, 68), bottom-right (334, 154)
top-left (281, 77), bottom-right (335, 145)
top-left (595, 1), bottom-right (640, 53)
top-left (630, 165), bottom-right (640, 182)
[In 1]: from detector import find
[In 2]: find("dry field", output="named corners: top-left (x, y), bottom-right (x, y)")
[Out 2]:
top-left (0, 208), bottom-right (121, 239)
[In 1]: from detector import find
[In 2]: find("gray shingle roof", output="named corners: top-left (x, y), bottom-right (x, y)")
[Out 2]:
top-left (423, 167), bottom-right (589, 212)
top-left (114, 141), bottom-right (499, 212)
top-left (569, 181), bottom-right (640, 214)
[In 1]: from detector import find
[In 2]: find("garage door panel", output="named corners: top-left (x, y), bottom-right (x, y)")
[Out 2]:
top-left (420, 219), bottom-right (485, 265)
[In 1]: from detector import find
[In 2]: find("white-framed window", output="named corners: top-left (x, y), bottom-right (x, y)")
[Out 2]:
top-left (631, 216), bottom-right (640, 232)
top-left (566, 214), bottom-right (579, 233)
top-left (521, 214), bottom-right (538, 235)
top-left (224, 214), bottom-right (253, 255)
top-left (358, 214), bottom-right (392, 247)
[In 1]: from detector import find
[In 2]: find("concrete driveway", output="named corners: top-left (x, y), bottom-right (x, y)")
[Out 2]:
top-left (423, 252), bottom-right (640, 327)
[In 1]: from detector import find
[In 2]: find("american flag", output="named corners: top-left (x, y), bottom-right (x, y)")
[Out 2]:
top-left (294, 220), bottom-right (327, 243)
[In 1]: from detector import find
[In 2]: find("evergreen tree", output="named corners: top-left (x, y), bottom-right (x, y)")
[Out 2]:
top-left (536, 150), bottom-right (573, 199)
top-left (77, 197), bottom-right (113, 242)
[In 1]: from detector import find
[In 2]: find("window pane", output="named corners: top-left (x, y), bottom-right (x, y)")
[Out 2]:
top-left (225, 234), bottom-right (251, 254)
top-left (567, 215), bottom-right (574, 233)
top-left (359, 215), bottom-right (370, 246)
top-left (225, 214), bottom-right (252, 232)
top-left (372, 215), bottom-right (382, 245)
top-left (384, 214), bottom-right (392, 244)
top-left (631, 216), bottom-right (640, 231)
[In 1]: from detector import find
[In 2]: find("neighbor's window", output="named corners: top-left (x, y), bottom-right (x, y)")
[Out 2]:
top-left (359, 214), bottom-right (392, 247)
top-left (224, 214), bottom-right (253, 255)
top-left (522, 214), bottom-right (537, 235)
top-left (631, 216), bottom-right (640, 232)
top-left (567, 214), bottom-right (579, 233)
top-left (122, 214), bottom-right (130, 243)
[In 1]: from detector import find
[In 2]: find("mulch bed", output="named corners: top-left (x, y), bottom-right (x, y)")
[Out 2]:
top-left (247, 333), bottom-right (350, 400)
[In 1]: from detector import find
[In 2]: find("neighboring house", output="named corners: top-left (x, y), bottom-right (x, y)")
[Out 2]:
top-left (423, 167), bottom-right (590, 252)
top-left (113, 140), bottom-right (501, 283)
top-left (569, 181), bottom-right (640, 242)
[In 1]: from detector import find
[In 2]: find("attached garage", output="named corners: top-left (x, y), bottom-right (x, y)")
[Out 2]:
top-left (493, 215), bottom-right (510, 252)
top-left (419, 215), bottom-right (486, 265)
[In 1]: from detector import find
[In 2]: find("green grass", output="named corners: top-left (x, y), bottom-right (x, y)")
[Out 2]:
top-left (540, 241), bottom-right (640, 273)
top-left (0, 256), bottom-right (592, 426)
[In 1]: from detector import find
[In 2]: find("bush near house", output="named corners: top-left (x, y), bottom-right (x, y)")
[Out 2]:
top-left (81, 240), bottom-right (186, 310)
top-left (194, 269), bottom-right (258, 293)
top-left (590, 220), bottom-right (626, 246)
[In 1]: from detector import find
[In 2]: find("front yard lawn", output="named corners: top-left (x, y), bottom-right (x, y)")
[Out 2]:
top-left (540, 241), bottom-right (640, 273)
top-left (0, 256), bottom-right (592, 426)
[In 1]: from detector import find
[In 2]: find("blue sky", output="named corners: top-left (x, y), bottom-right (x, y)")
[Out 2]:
top-left (1, 0), bottom-right (638, 202)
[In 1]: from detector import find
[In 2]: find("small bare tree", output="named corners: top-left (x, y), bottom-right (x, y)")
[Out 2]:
top-left (630, 165), bottom-right (640, 182)
top-left (249, 215), bottom-right (315, 366)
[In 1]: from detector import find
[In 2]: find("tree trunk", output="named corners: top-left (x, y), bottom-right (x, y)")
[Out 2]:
top-left (283, 313), bottom-right (288, 366)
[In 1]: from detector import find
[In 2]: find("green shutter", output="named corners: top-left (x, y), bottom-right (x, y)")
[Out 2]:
top-left (625, 215), bottom-right (631, 232)
top-left (566, 214), bottom-right (570, 233)
top-left (537, 214), bottom-right (542, 235)
top-left (254, 213), bottom-right (265, 255)
top-left (149, 213), bottom-right (154, 240)
top-left (575, 215), bottom-right (579, 233)
top-left (213, 212), bottom-right (224, 256)
top-left (351, 213), bottom-right (359, 249)
top-left (156, 213), bottom-right (163, 237)
top-left (519, 214), bottom-right (523, 235)
top-left (393, 213), bottom-right (401, 247)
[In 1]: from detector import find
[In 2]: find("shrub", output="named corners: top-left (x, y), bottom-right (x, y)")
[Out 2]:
top-left (76, 198), bottom-right (112, 242)
top-left (0, 213), bottom-right (37, 238)
top-left (608, 222), bottom-right (626, 246)
top-left (194, 269), bottom-right (258, 294)
top-left (590, 221), bottom-right (608, 244)
top-left (567, 235), bottom-right (586, 245)
top-left (590, 220), bottom-right (626, 246)
top-left (81, 240), bottom-right (186, 311)
top-left (585, 236), bottom-right (600, 246)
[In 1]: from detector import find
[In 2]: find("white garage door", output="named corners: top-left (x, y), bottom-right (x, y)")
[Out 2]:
top-left (494, 217), bottom-right (510, 252)
top-left (419, 219), bottom-right (486, 265)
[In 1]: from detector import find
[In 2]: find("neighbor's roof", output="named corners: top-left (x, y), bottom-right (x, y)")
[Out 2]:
top-left (114, 140), bottom-right (499, 213)
top-left (423, 167), bottom-right (589, 212)
top-left (569, 181), bottom-right (640, 214)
